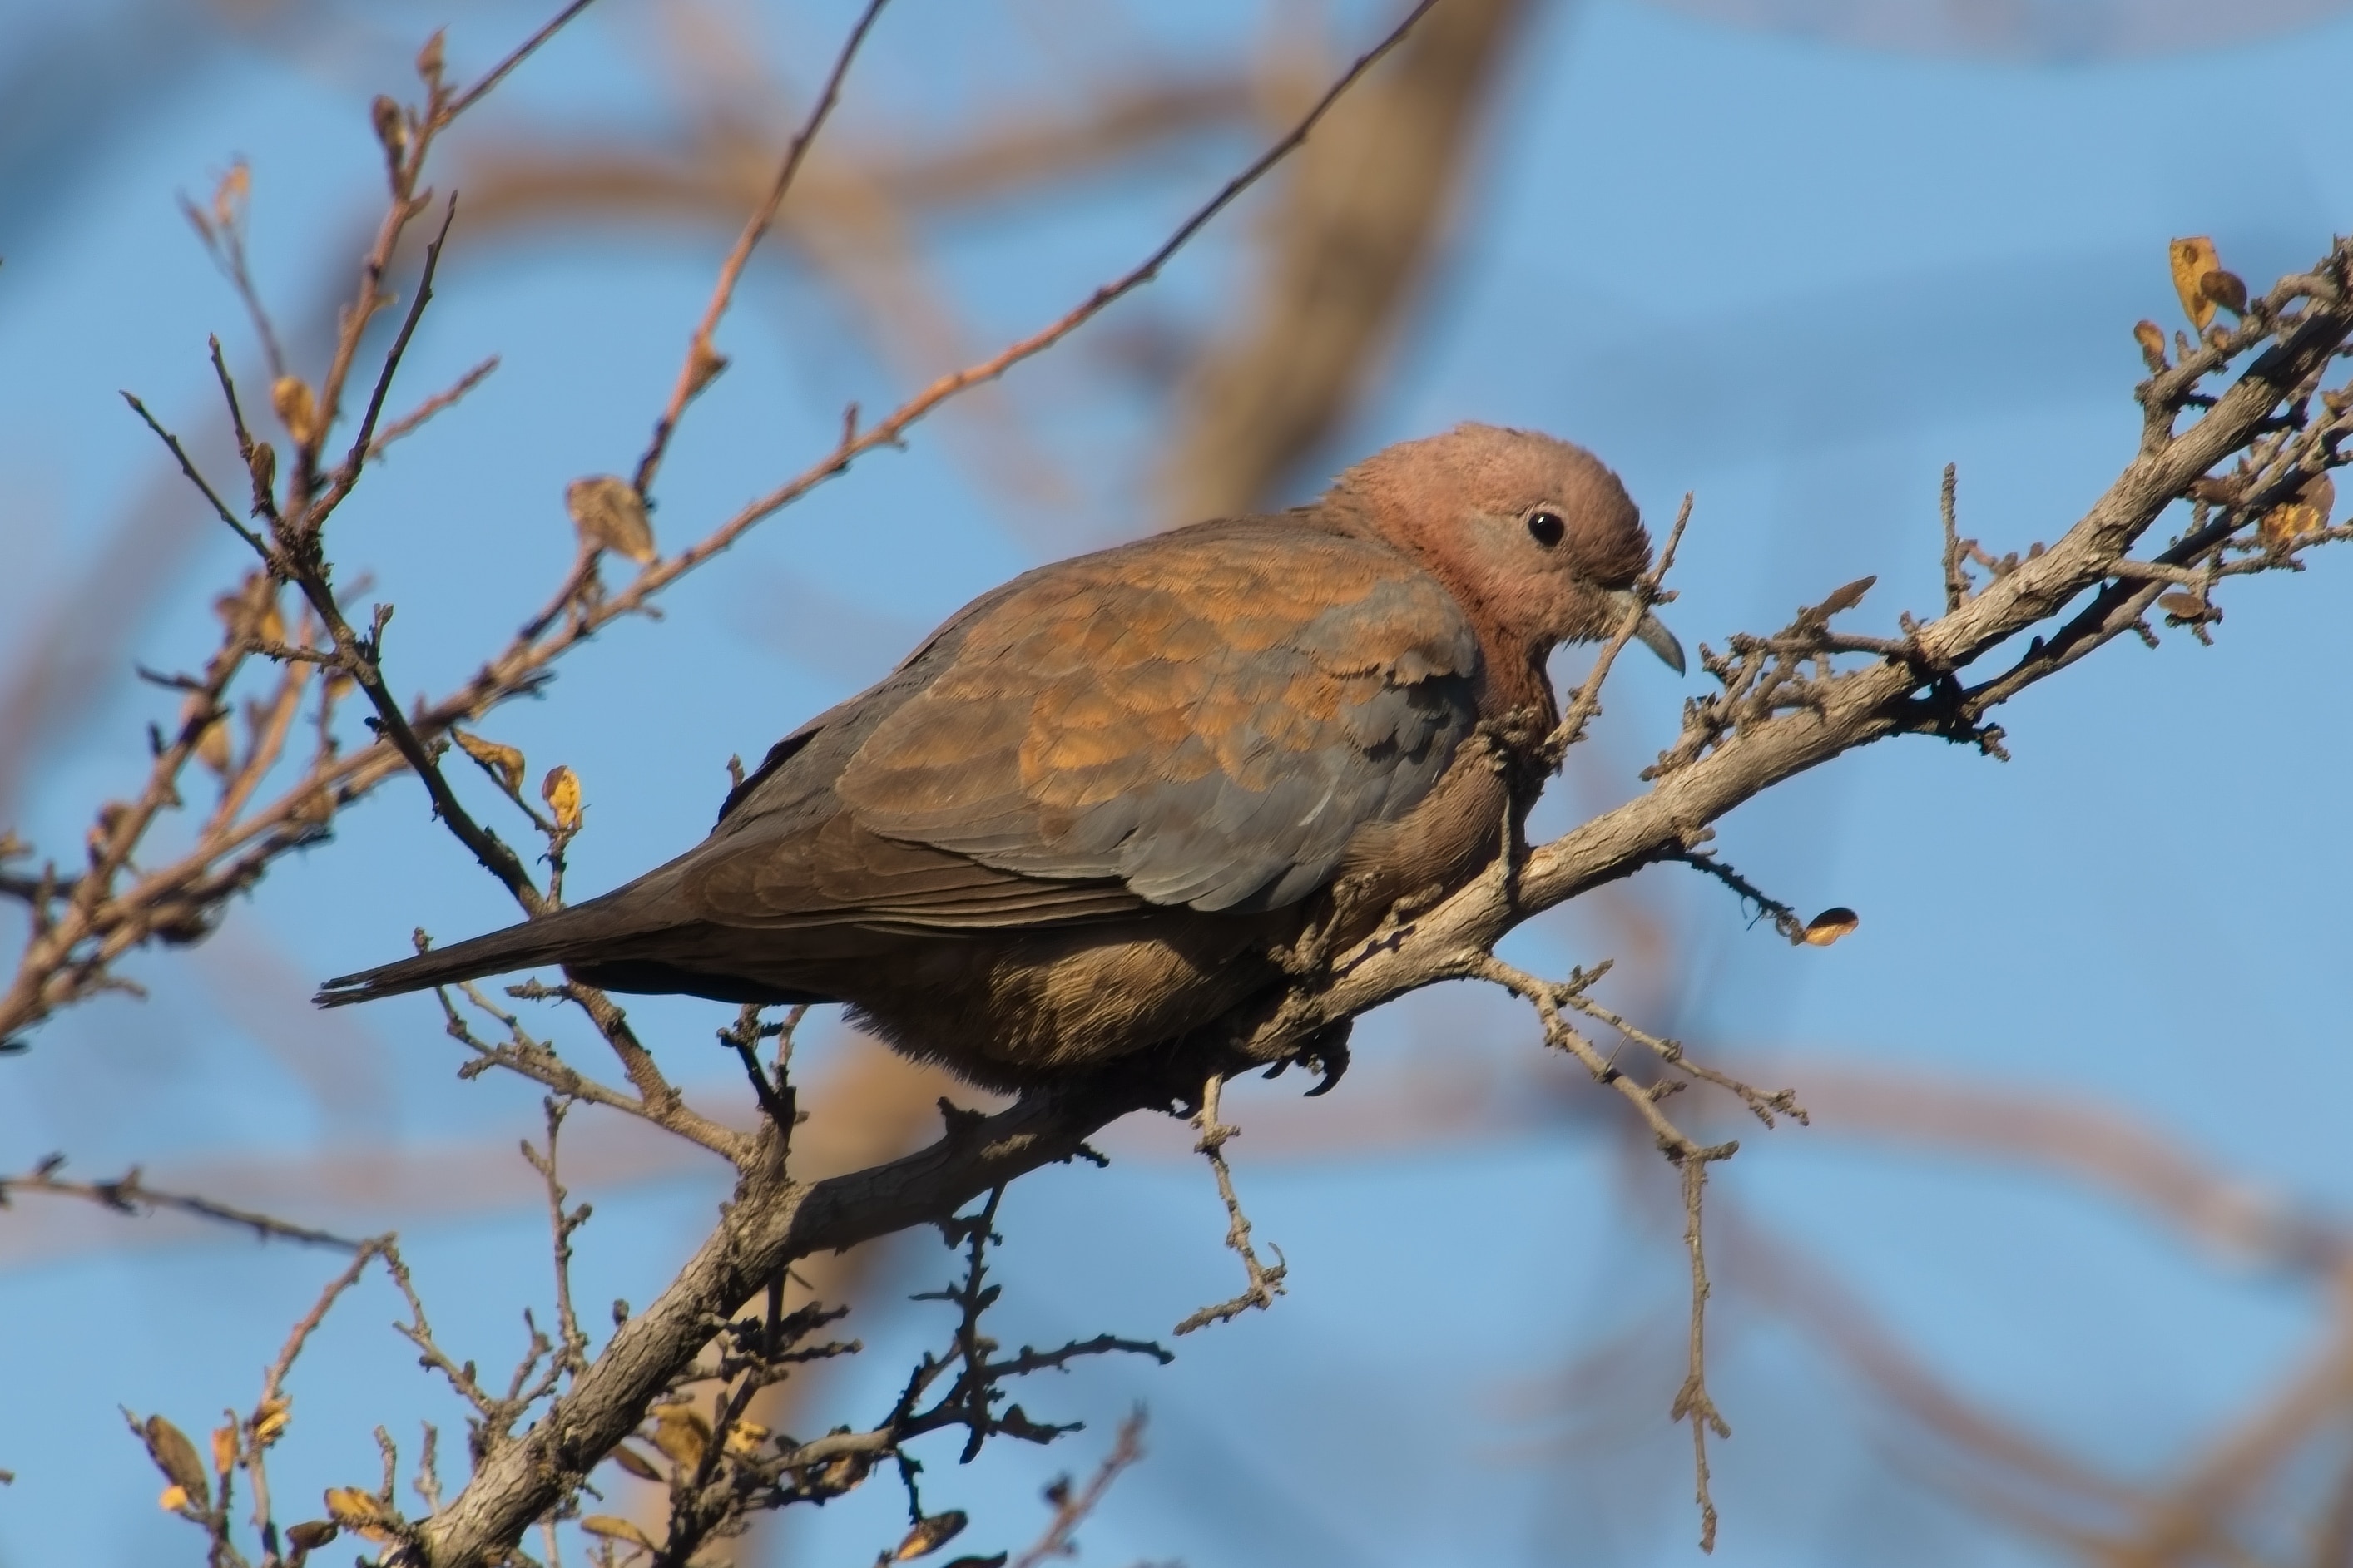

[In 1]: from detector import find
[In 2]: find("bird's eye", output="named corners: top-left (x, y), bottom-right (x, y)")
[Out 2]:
top-left (1527, 510), bottom-right (1565, 547)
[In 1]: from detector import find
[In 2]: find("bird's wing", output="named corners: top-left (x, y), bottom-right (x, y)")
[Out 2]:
top-left (822, 519), bottom-right (1484, 913)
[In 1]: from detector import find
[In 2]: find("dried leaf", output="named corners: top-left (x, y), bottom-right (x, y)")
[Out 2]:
top-left (2169, 237), bottom-right (2222, 331)
top-left (324, 1486), bottom-right (399, 1542)
top-left (723, 1419), bottom-right (770, 1457)
top-left (159, 1483), bottom-right (190, 1512)
top-left (369, 96), bottom-right (409, 172)
top-left (565, 476), bottom-right (656, 565)
top-left (541, 764), bottom-right (583, 833)
top-left (1811, 575), bottom-right (1875, 620)
top-left (684, 339), bottom-right (730, 400)
top-left (895, 1510), bottom-right (971, 1560)
top-left (141, 1415), bottom-right (211, 1508)
top-left (271, 376), bottom-right (320, 447)
top-left (2133, 319), bottom-right (2167, 369)
top-left (416, 29), bottom-right (446, 86)
top-left (454, 730), bottom-right (526, 795)
top-left (2198, 268), bottom-right (2249, 315)
top-left (2157, 589), bottom-right (2217, 623)
top-left (284, 1521), bottom-right (339, 1551)
top-left (580, 1515), bottom-right (661, 1551)
top-left (1799, 908), bottom-right (1859, 947)
top-left (211, 160), bottom-right (250, 235)
top-left (193, 710), bottom-right (232, 777)
top-left (248, 440), bottom-right (277, 512)
top-left (2261, 472), bottom-right (2335, 547)
top-left (649, 1403), bottom-right (709, 1472)
top-left (941, 1556), bottom-right (1009, 1568)
top-left (252, 1396), bottom-right (290, 1447)
top-left (210, 1423), bottom-right (237, 1478)
top-left (607, 1442), bottom-right (662, 1481)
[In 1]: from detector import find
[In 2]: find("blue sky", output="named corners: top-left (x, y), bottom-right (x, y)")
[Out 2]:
top-left (3, 2), bottom-right (2351, 1564)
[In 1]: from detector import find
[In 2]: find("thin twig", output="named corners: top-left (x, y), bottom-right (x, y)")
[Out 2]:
top-left (1547, 491), bottom-right (1692, 761)
top-left (1009, 1410), bottom-right (1148, 1568)
top-left (632, 0), bottom-right (894, 499)
top-left (0, 1156), bottom-right (364, 1249)
top-left (1173, 1075), bottom-right (1286, 1335)
top-left (444, 0), bottom-right (602, 121)
top-left (1668, 1156), bottom-right (1731, 1554)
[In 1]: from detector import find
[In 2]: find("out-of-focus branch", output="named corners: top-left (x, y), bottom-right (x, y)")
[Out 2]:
top-left (0, 1152), bottom-right (364, 1249)
top-left (1160, 0), bottom-right (1529, 520)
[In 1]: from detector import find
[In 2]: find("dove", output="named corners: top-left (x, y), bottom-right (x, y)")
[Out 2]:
top-left (318, 423), bottom-right (1681, 1090)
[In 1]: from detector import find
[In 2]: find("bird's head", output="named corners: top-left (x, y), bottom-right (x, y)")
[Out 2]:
top-left (1333, 423), bottom-right (1683, 674)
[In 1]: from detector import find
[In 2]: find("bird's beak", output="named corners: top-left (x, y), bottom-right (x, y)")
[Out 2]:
top-left (1610, 590), bottom-right (1686, 675)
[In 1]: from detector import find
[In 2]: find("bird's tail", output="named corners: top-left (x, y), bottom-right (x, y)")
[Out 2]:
top-left (314, 901), bottom-right (632, 1007)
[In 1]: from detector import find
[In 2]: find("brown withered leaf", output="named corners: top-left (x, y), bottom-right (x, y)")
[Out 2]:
top-left (1800, 908), bottom-right (1859, 947)
top-left (607, 1442), bottom-right (662, 1481)
top-left (2157, 589), bottom-right (2216, 623)
top-left (723, 1419), bottom-right (770, 1458)
top-left (2261, 472), bottom-right (2335, 548)
top-left (284, 1521), bottom-right (339, 1551)
top-left (210, 1423), bottom-right (237, 1479)
top-left (415, 30), bottom-right (446, 86)
top-left (2169, 237), bottom-right (2222, 330)
top-left (1811, 576), bottom-right (1875, 620)
top-left (323, 1486), bottom-right (399, 1542)
top-left (542, 765), bottom-right (583, 833)
top-left (454, 730), bottom-right (526, 795)
top-left (252, 1395), bottom-right (290, 1447)
top-left (580, 1515), bottom-right (661, 1551)
top-left (940, 1556), bottom-right (1010, 1568)
top-left (369, 96), bottom-right (409, 173)
top-left (2133, 319), bottom-right (2167, 370)
top-left (684, 339), bottom-right (730, 400)
top-left (565, 476), bottom-right (656, 565)
top-left (192, 709), bottom-right (232, 777)
top-left (895, 1511), bottom-right (971, 1560)
top-left (649, 1404), bottom-right (709, 1472)
top-left (272, 376), bottom-right (320, 447)
top-left (141, 1415), bottom-right (211, 1508)
top-left (2198, 268), bottom-right (2249, 315)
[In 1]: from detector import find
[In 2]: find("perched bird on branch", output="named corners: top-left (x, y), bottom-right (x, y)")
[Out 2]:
top-left (317, 424), bottom-right (1680, 1089)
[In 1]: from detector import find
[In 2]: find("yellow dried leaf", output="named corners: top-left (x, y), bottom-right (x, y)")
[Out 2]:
top-left (323, 1486), bottom-right (399, 1541)
top-left (141, 1415), bottom-right (211, 1506)
top-left (210, 1423), bottom-right (237, 1478)
top-left (284, 1520), bottom-right (339, 1551)
top-left (159, 1484), bottom-right (190, 1512)
top-left (895, 1510), bottom-right (970, 1560)
top-left (580, 1515), bottom-right (661, 1551)
top-left (195, 712), bottom-right (233, 777)
top-left (272, 376), bottom-right (320, 447)
top-left (2169, 237), bottom-right (2222, 331)
top-left (1800, 908), bottom-right (1859, 947)
top-left (454, 730), bottom-right (526, 795)
top-left (211, 160), bottom-right (250, 234)
top-left (542, 764), bottom-right (583, 833)
top-left (607, 1442), bottom-right (662, 1481)
top-left (648, 1403), bottom-right (709, 1472)
top-left (565, 476), bottom-right (656, 565)
top-left (2261, 472), bottom-right (2335, 548)
top-left (2132, 319), bottom-right (2167, 369)
top-left (723, 1420), bottom-right (770, 1457)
